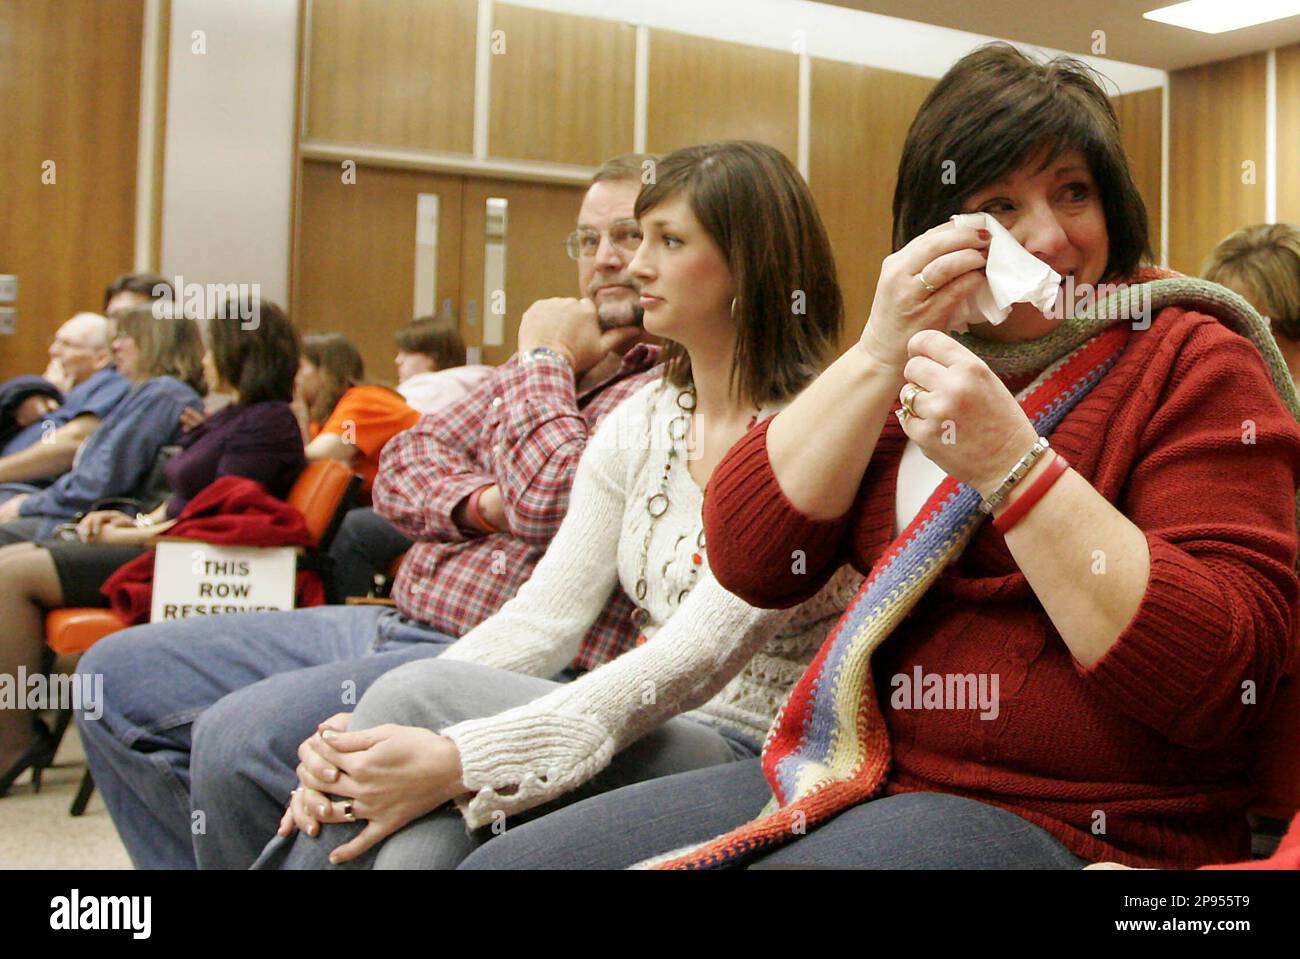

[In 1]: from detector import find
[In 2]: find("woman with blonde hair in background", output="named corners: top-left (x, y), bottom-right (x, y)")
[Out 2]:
top-left (1204, 223), bottom-right (1300, 383)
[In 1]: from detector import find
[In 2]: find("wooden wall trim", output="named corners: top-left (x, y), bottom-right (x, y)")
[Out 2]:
top-left (1278, 42), bottom-right (1300, 224)
top-left (135, 0), bottom-right (169, 271)
top-left (288, 0), bottom-right (309, 314)
top-left (300, 140), bottom-right (595, 185)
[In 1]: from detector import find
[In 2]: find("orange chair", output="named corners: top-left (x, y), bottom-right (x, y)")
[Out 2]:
top-left (45, 459), bottom-right (360, 813)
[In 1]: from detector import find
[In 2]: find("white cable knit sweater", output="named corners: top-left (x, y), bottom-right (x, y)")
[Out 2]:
top-left (437, 378), bottom-right (863, 829)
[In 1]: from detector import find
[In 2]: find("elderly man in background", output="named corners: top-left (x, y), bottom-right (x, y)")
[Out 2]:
top-left (0, 273), bottom-right (173, 519)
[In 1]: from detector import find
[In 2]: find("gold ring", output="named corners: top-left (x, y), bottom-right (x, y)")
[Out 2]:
top-left (894, 406), bottom-right (910, 426)
top-left (900, 382), bottom-right (923, 418)
top-left (917, 270), bottom-right (938, 294)
top-left (341, 799), bottom-right (355, 822)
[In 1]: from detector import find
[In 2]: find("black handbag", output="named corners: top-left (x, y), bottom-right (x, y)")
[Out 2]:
top-left (49, 445), bottom-right (181, 540)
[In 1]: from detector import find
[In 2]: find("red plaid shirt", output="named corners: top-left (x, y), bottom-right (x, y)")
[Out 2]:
top-left (373, 345), bottom-right (660, 672)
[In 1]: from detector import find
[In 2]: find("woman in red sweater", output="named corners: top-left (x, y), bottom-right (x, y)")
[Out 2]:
top-left (456, 43), bottom-right (1300, 871)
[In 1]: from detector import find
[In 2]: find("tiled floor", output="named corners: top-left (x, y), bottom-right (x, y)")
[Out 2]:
top-left (0, 724), bottom-right (131, 869)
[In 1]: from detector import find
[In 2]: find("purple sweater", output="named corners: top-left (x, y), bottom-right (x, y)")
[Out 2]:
top-left (164, 401), bottom-right (306, 516)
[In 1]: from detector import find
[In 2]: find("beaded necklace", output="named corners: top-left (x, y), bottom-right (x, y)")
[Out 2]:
top-left (629, 385), bottom-right (762, 634)
top-left (630, 385), bottom-right (703, 630)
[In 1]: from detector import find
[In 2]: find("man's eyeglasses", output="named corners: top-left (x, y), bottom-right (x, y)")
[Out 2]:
top-left (564, 219), bottom-right (642, 260)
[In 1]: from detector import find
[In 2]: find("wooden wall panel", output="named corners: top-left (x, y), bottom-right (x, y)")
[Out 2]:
top-left (295, 161), bottom-right (466, 383)
top-left (809, 60), bottom-right (933, 346)
top-left (647, 30), bottom-right (798, 159)
top-left (1278, 43), bottom-right (1300, 225)
top-left (459, 179), bottom-right (589, 367)
top-left (489, 4), bottom-right (635, 166)
top-left (1169, 53), bottom-right (1268, 274)
top-left (305, 0), bottom-right (476, 153)
top-left (0, 0), bottom-right (144, 381)
top-left (1112, 87), bottom-right (1164, 262)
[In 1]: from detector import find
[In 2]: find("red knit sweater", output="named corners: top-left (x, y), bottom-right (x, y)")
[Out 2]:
top-left (703, 307), bottom-right (1300, 868)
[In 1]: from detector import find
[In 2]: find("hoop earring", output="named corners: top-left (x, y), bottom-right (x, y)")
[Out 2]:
top-left (730, 297), bottom-right (737, 320)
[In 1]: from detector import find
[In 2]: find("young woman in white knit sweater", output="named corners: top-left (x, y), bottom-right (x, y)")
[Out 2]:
top-left (219, 140), bottom-right (863, 869)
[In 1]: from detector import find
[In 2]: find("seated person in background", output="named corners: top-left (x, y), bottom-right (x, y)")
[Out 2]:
top-left (0, 377), bottom-right (63, 450)
top-left (0, 298), bottom-right (304, 796)
top-left (294, 333), bottom-right (419, 500)
top-left (1, 273), bottom-right (173, 488)
top-left (0, 313), bottom-right (128, 489)
top-left (100, 271), bottom-right (175, 324)
top-left (394, 315), bottom-right (494, 415)
top-left (0, 306), bottom-right (205, 542)
top-left (1203, 223), bottom-right (1300, 383)
top-left (72, 152), bottom-right (659, 869)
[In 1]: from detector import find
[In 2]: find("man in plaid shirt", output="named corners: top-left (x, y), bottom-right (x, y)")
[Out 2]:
top-left (75, 154), bottom-right (662, 869)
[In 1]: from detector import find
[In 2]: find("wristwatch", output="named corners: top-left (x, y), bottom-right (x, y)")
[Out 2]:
top-left (518, 347), bottom-right (572, 367)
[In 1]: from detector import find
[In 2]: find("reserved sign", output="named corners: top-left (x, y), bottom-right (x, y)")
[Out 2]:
top-left (149, 541), bottom-right (297, 621)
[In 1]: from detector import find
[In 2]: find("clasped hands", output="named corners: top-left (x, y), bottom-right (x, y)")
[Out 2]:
top-left (280, 712), bottom-right (467, 864)
top-left (858, 220), bottom-right (1041, 497)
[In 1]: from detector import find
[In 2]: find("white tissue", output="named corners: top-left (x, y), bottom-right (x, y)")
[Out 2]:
top-left (947, 212), bottom-right (1061, 331)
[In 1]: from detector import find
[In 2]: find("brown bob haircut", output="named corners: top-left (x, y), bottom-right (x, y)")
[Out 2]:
top-left (634, 140), bottom-right (843, 405)
top-left (395, 316), bottom-right (466, 370)
top-left (894, 43), bottom-right (1152, 282)
top-left (208, 298), bottom-right (301, 404)
top-left (113, 304), bottom-right (206, 395)
top-left (1203, 223), bottom-right (1300, 339)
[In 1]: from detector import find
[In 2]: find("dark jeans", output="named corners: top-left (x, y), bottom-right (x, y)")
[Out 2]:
top-left (249, 658), bottom-right (760, 870)
top-left (327, 507), bottom-right (413, 599)
top-left (458, 759), bottom-right (1089, 870)
top-left (75, 606), bottom-right (454, 869)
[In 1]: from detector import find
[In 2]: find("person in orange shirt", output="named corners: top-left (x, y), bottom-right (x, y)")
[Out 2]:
top-left (294, 333), bottom-right (419, 498)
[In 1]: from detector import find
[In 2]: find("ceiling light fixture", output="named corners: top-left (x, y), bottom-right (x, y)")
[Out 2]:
top-left (1143, 0), bottom-right (1300, 34)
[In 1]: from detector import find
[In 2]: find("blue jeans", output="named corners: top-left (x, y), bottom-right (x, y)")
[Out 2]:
top-left (457, 759), bottom-right (1089, 869)
top-left (249, 658), bottom-right (760, 870)
top-left (74, 606), bottom-right (454, 870)
top-left (327, 507), bottom-right (413, 599)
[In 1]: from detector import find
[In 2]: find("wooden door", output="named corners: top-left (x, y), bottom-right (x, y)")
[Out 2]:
top-left (294, 161), bottom-right (465, 385)
top-left (0, 0), bottom-right (145, 380)
top-left (457, 178), bottom-right (588, 367)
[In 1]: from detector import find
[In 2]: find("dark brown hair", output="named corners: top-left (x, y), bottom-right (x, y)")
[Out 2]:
top-left (634, 140), bottom-right (843, 405)
top-left (103, 273), bottom-right (174, 312)
top-left (893, 43), bottom-right (1152, 281)
top-left (395, 316), bottom-right (466, 370)
top-left (1203, 223), bottom-right (1300, 339)
top-left (208, 298), bottom-right (300, 404)
top-left (302, 332), bottom-right (365, 425)
top-left (113, 304), bottom-right (206, 394)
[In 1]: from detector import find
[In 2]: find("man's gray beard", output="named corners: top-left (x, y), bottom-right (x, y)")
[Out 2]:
top-left (597, 300), bottom-right (645, 332)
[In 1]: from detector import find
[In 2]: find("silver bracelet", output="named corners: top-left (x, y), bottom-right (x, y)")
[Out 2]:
top-left (979, 435), bottom-right (1051, 515)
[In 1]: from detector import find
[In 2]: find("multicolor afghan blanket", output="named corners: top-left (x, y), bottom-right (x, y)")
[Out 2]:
top-left (647, 275), bottom-right (1300, 870)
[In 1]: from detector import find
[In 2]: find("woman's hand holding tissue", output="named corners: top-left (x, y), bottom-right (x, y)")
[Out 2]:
top-left (857, 220), bottom-right (991, 374)
top-left (896, 329), bottom-right (1039, 498)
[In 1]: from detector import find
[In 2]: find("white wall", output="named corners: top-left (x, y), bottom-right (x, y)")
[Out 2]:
top-left (159, 0), bottom-right (298, 306)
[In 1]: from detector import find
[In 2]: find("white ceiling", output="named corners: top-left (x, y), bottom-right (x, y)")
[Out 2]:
top-left (820, 0), bottom-right (1300, 70)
